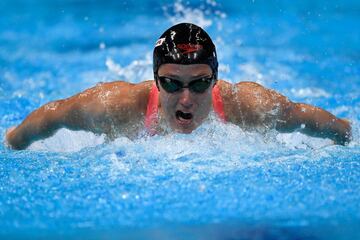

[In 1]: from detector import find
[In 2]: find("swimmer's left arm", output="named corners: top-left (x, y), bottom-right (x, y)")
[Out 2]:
top-left (229, 81), bottom-right (351, 145)
top-left (276, 102), bottom-right (351, 145)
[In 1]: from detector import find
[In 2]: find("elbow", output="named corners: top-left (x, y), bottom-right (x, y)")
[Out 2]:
top-left (275, 102), bottom-right (301, 133)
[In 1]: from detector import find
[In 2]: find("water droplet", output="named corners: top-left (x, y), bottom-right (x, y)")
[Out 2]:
top-left (99, 42), bottom-right (106, 50)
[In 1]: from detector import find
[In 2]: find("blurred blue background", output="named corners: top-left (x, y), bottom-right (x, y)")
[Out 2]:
top-left (0, 0), bottom-right (359, 239)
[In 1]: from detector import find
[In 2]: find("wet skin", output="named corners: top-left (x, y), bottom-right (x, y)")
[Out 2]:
top-left (5, 64), bottom-right (352, 150)
top-left (157, 64), bottom-right (214, 133)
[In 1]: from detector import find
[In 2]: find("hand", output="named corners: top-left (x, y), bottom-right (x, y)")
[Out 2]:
top-left (343, 118), bottom-right (352, 141)
top-left (4, 126), bottom-right (16, 149)
top-left (334, 118), bottom-right (352, 145)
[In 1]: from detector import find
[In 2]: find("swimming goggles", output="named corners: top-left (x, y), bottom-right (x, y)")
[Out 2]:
top-left (157, 75), bottom-right (214, 93)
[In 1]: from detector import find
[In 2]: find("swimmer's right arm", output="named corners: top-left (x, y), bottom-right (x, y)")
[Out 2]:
top-left (5, 82), bottom-right (123, 150)
top-left (5, 90), bottom-right (104, 150)
top-left (5, 100), bottom-right (70, 150)
top-left (5, 81), bottom-right (151, 150)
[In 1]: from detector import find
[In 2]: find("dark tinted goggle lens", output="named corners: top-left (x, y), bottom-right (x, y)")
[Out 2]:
top-left (188, 78), bottom-right (213, 93)
top-left (158, 76), bottom-right (213, 93)
top-left (158, 77), bottom-right (182, 93)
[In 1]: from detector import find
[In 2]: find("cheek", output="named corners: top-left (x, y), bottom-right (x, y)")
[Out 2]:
top-left (196, 92), bottom-right (212, 109)
top-left (160, 94), bottom-right (177, 112)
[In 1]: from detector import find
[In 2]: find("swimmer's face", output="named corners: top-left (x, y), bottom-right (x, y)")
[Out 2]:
top-left (157, 64), bottom-right (214, 133)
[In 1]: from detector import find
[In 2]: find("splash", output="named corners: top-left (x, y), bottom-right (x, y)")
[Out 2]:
top-left (290, 87), bottom-right (330, 98)
top-left (105, 53), bottom-right (153, 83)
top-left (26, 115), bottom-right (338, 153)
top-left (162, 0), bottom-right (226, 29)
top-left (162, 1), bottom-right (213, 28)
top-left (28, 128), bottom-right (105, 152)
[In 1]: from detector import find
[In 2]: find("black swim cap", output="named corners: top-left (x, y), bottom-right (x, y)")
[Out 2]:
top-left (153, 23), bottom-right (218, 82)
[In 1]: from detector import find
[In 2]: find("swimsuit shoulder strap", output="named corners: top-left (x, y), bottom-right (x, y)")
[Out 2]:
top-left (212, 84), bottom-right (226, 122)
top-left (145, 82), bottom-right (159, 135)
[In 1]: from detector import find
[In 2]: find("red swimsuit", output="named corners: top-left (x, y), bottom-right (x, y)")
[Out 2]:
top-left (145, 83), bottom-right (226, 135)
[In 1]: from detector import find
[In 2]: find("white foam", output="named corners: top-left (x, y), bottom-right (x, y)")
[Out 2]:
top-left (290, 87), bottom-right (330, 98)
top-left (276, 132), bottom-right (334, 150)
top-left (102, 119), bottom-right (338, 176)
top-left (105, 54), bottom-right (153, 83)
top-left (238, 63), bottom-right (264, 83)
top-left (163, 1), bottom-right (212, 28)
top-left (25, 116), bottom-right (343, 156)
top-left (28, 128), bottom-right (105, 152)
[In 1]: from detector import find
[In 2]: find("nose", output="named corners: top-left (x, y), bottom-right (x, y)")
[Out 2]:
top-left (178, 88), bottom-right (194, 109)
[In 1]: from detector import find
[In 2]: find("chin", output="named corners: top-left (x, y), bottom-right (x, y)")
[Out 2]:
top-left (172, 122), bottom-right (197, 134)
top-left (176, 127), bottom-right (194, 134)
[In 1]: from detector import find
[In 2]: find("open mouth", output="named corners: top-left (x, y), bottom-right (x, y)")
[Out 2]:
top-left (175, 110), bottom-right (193, 124)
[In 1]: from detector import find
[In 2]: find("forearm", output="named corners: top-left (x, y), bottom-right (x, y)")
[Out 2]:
top-left (6, 104), bottom-right (61, 150)
top-left (278, 103), bottom-right (351, 145)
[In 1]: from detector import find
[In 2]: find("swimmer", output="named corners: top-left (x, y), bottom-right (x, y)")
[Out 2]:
top-left (5, 23), bottom-right (351, 150)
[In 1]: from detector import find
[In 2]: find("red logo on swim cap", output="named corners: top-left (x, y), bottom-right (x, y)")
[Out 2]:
top-left (177, 44), bottom-right (203, 54)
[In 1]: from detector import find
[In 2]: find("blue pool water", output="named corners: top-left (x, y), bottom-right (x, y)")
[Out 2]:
top-left (1, 0), bottom-right (360, 239)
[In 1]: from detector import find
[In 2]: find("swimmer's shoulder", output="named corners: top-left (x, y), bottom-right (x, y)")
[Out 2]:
top-left (217, 80), bottom-right (277, 123)
top-left (92, 80), bottom-right (153, 92)
top-left (217, 80), bottom-right (273, 98)
top-left (216, 80), bottom-right (264, 100)
top-left (219, 80), bottom-right (264, 89)
top-left (217, 80), bottom-right (290, 125)
top-left (93, 80), bottom-right (155, 114)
